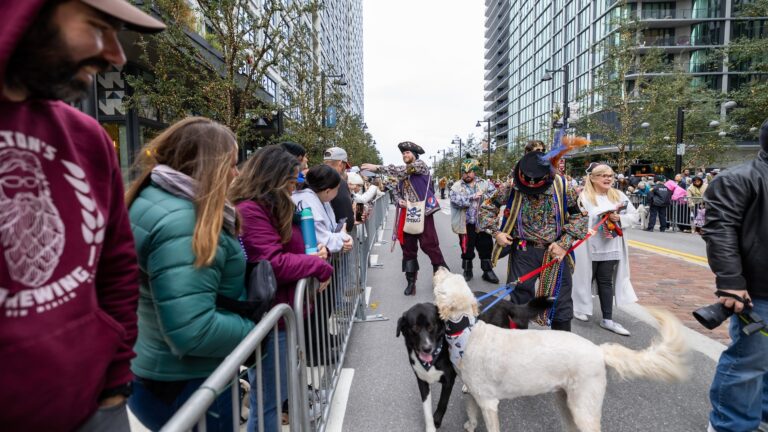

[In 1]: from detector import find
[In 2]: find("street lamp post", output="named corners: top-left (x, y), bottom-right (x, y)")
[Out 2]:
top-left (476, 119), bottom-right (492, 177)
top-left (674, 101), bottom-right (736, 174)
top-left (541, 62), bottom-right (570, 129)
top-left (320, 71), bottom-right (347, 129)
top-left (451, 137), bottom-right (463, 178)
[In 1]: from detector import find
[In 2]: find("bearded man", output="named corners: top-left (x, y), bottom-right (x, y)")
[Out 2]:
top-left (485, 149), bottom-right (586, 332)
top-left (362, 141), bottom-right (448, 296)
top-left (0, 1), bottom-right (164, 430)
top-left (449, 156), bottom-right (499, 283)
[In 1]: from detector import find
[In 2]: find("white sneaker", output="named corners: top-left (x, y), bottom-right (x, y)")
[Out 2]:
top-left (573, 312), bottom-right (588, 322)
top-left (600, 319), bottom-right (631, 336)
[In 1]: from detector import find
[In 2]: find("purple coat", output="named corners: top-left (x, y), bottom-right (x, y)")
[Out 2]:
top-left (237, 201), bottom-right (333, 309)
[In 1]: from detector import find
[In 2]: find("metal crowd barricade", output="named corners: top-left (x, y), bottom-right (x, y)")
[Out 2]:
top-left (292, 195), bottom-right (390, 432)
top-left (160, 304), bottom-right (302, 432)
top-left (669, 196), bottom-right (704, 232)
top-left (293, 242), bottom-right (359, 432)
top-left (628, 194), bottom-right (647, 209)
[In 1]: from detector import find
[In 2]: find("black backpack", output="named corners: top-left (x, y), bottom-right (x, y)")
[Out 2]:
top-left (216, 259), bottom-right (277, 323)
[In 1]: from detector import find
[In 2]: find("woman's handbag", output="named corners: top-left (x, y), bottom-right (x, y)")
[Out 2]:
top-left (403, 174), bottom-right (430, 235)
top-left (216, 259), bottom-right (277, 323)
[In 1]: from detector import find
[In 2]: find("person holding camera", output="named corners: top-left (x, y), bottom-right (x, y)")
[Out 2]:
top-left (702, 119), bottom-right (768, 432)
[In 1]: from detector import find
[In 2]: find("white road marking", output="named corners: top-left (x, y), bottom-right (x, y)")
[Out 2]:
top-left (325, 368), bottom-right (355, 432)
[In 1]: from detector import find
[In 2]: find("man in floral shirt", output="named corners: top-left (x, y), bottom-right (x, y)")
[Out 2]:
top-left (483, 151), bottom-right (586, 331)
top-left (362, 141), bottom-right (448, 295)
top-left (449, 156), bottom-right (499, 283)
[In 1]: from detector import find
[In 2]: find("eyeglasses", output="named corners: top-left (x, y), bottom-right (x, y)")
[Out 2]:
top-left (593, 174), bottom-right (614, 179)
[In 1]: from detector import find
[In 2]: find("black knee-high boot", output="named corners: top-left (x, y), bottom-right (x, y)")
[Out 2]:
top-left (403, 259), bottom-right (419, 296)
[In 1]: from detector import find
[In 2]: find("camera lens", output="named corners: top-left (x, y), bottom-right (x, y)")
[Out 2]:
top-left (693, 303), bottom-right (734, 330)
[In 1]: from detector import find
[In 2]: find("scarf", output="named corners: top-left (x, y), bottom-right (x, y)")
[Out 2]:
top-left (151, 164), bottom-right (237, 234)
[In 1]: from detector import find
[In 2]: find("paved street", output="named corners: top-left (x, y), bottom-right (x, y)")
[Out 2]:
top-left (337, 200), bottom-right (723, 432)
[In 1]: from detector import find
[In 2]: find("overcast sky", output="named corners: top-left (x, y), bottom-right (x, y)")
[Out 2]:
top-left (363, 0), bottom-right (486, 165)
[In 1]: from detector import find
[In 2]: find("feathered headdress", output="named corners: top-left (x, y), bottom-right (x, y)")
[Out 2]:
top-left (539, 129), bottom-right (590, 171)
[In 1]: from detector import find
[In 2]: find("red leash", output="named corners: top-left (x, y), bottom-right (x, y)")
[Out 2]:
top-left (510, 213), bottom-right (611, 285)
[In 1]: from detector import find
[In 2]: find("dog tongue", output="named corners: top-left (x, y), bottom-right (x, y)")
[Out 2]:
top-left (418, 352), bottom-right (433, 363)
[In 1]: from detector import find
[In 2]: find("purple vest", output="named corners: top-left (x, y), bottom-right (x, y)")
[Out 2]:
top-left (401, 173), bottom-right (440, 216)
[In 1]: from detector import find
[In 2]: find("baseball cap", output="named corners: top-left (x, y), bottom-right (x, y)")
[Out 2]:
top-left (81, 0), bottom-right (166, 33)
top-left (323, 147), bottom-right (351, 169)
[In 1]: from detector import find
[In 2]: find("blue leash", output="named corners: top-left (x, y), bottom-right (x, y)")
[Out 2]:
top-left (476, 284), bottom-right (517, 314)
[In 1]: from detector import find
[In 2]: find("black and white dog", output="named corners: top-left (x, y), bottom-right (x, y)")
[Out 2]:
top-left (396, 303), bottom-right (455, 432)
top-left (397, 296), bottom-right (552, 431)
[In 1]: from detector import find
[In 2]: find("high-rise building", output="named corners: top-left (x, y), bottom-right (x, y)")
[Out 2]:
top-left (316, 0), bottom-right (365, 119)
top-left (484, 0), bottom-right (766, 159)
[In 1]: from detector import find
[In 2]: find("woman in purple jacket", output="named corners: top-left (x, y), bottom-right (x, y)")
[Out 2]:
top-left (229, 145), bottom-right (333, 432)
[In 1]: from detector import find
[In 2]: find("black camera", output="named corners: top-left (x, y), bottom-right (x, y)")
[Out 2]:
top-left (693, 291), bottom-right (766, 336)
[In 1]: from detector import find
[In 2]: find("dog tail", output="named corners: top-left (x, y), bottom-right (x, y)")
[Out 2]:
top-left (600, 308), bottom-right (689, 382)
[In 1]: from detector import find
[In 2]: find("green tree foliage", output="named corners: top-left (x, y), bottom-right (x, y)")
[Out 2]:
top-left (577, 1), bottom-right (732, 172)
top-left (128, 0), bottom-right (316, 141)
top-left (640, 72), bottom-right (732, 168)
top-left (273, 24), bottom-right (379, 166)
top-left (578, 9), bottom-right (666, 173)
top-left (724, 0), bottom-right (768, 136)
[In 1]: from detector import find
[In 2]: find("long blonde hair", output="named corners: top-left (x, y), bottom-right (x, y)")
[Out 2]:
top-left (125, 117), bottom-right (238, 267)
top-left (583, 164), bottom-right (622, 206)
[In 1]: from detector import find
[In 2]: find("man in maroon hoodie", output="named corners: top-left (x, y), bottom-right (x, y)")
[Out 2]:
top-left (0, 1), bottom-right (164, 430)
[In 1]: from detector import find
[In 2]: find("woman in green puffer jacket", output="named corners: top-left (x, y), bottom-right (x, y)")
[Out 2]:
top-left (125, 117), bottom-right (253, 431)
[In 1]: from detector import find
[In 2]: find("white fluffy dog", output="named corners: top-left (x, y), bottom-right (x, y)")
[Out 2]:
top-left (635, 203), bottom-right (649, 229)
top-left (432, 268), bottom-right (688, 432)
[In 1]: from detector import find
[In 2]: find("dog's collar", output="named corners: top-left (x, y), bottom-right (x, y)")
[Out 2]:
top-left (446, 315), bottom-right (475, 337)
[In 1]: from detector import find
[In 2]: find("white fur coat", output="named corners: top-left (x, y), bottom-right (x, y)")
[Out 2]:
top-left (573, 191), bottom-right (639, 316)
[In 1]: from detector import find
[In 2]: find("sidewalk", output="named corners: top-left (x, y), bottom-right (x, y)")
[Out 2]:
top-left (628, 246), bottom-right (729, 345)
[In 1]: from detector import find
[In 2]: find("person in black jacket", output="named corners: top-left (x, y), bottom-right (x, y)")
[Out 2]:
top-left (702, 118), bottom-right (768, 432)
top-left (644, 175), bottom-right (671, 232)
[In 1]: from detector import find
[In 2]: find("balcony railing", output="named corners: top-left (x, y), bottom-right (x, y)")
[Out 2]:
top-left (626, 61), bottom-right (724, 75)
top-left (640, 8), bottom-right (719, 20)
top-left (637, 35), bottom-right (722, 47)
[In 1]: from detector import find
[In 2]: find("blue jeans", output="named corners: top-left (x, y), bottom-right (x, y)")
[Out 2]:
top-left (129, 376), bottom-right (235, 431)
top-left (247, 329), bottom-right (288, 432)
top-left (709, 297), bottom-right (768, 432)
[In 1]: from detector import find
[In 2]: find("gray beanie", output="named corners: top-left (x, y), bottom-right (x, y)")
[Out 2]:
top-left (760, 118), bottom-right (768, 152)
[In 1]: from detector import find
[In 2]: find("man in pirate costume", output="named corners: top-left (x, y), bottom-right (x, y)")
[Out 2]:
top-left (362, 141), bottom-right (448, 295)
top-left (484, 135), bottom-right (588, 331)
top-left (449, 155), bottom-right (499, 283)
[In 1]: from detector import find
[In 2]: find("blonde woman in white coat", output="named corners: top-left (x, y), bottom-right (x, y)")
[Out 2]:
top-left (573, 163), bottom-right (639, 336)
